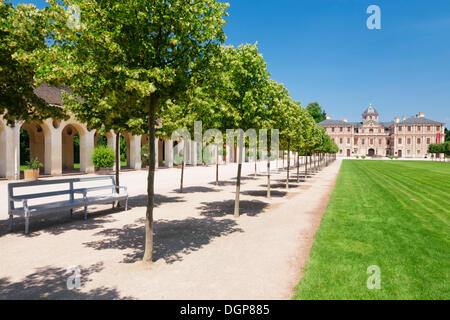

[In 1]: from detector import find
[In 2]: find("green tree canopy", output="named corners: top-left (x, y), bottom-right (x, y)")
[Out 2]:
top-left (0, 1), bottom-right (66, 123)
top-left (306, 102), bottom-right (327, 123)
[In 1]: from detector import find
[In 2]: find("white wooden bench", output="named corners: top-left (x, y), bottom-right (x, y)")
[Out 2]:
top-left (8, 176), bottom-right (128, 234)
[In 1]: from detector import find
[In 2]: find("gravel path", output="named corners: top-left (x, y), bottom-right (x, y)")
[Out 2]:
top-left (0, 158), bottom-right (342, 299)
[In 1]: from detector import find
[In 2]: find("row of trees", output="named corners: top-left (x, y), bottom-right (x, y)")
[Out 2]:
top-left (428, 142), bottom-right (450, 159)
top-left (1, 0), bottom-right (338, 264)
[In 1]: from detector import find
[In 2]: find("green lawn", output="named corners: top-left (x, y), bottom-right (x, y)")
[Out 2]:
top-left (294, 160), bottom-right (450, 300)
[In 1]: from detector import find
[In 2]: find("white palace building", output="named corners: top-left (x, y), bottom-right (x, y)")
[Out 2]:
top-left (318, 105), bottom-right (446, 158)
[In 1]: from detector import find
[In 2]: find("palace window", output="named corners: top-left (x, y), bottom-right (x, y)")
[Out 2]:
top-left (362, 139), bottom-right (365, 145)
top-left (379, 139), bottom-right (382, 145)
top-left (398, 126), bottom-right (402, 132)
top-left (436, 126), bottom-right (441, 131)
top-left (369, 129), bottom-right (374, 134)
top-left (340, 127), bottom-right (343, 132)
top-left (340, 138), bottom-right (343, 144)
top-left (347, 127), bottom-right (351, 132)
top-left (398, 138), bottom-right (402, 144)
top-left (427, 138), bottom-right (431, 144)
top-left (407, 138), bottom-right (411, 144)
top-left (408, 126), bottom-right (412, 132)
top-left (417, 138), bottom-right (421, 144)
top-left (378, 128), bottom-right (381, 133)
top-left (418, 126), bottom-right (421, 131)
top-left (347, 138), bottom-right (350, 144)
top-left (354, 138), bottom-right (358, 144)
top-left (427, 126), bottom-right (431, 131)
top-left (332, 127), bottom-right (335, 132)
top-left (370, 139), bottom-right (374, 145)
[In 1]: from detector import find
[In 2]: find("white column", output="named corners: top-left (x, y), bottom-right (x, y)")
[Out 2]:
top-left (191, 140), bottom-right (198, 166)
top-left (128, 135), bottom-right (142, 170)
top-left (80, 130), bottom-right (95, 173)
top-left (154, 138), bottom-right (159, 169)
top-left (225, 144), bottom-right (231, 163)
top-left (1, 121), bottom-right (18, 179)
top-left (164, 139), bottom-right (173, 167)
top-left (107, 131), bottom-right (117, 169)
top-left (43, 119), bottom-right (63, 176)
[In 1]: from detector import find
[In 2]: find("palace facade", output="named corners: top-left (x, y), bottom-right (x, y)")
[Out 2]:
top-left (318, 105), bottom-right (445, 158)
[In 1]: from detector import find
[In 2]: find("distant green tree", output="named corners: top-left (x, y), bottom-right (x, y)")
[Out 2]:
top-left (445, 128), bottom-right (449, 141)
top-left (306, 102), bottom-right (327, 123)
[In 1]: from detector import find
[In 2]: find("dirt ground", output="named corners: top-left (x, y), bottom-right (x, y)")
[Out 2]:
top-left (0, 158), bottom-right (342, 300)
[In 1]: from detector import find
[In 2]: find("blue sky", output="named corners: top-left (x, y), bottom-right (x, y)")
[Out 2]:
top-left (12, 0), bottom-right (450, 126)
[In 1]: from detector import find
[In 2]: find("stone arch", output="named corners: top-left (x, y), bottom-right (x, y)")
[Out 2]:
top-left (158, 138), bottom-right (165, 166)
top-left (94, 131), bottom-right (115, 149)
top-left (60, 121), bottom-right (93, 173)
top-left (120, 132), bottom-right (132, 168)
top-left (20, 121), bottom-right (51, 176)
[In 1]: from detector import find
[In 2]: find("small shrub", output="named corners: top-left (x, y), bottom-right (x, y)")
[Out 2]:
top-left (361, 155), bottom-right (366, 159)
top-left (26, 157), bottom-right (43, 170)
top-left (92, 146), bottom-right (115, 169)
top-left (355, 155), bottom-right (359, 159)
top-left (246, 150), bottom-right (254, 158)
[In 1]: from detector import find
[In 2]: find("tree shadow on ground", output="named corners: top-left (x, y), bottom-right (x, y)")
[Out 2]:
top-left (0, 208), bottom-right (120, 238)
top-left (0, 262), bottom-right (133, 300)
top-left (127, 193), bottom-right (186, 208)
top-left (171, 186), bottom-right (220, 194)
top-left (261, 183), bottom-right (301, 189)
top-left (208, 181), bottom-right (240, 187)
top-left (241, 190), bottom-right (287, 198)
top-left (0, 194), bottom-right (185, 238)
top-left (230, 175), bottom-right (256, 181)
top-left (83, 217), bottom-right (243, 264)
top-left (274, 178), bottom-right (306, 183)
top-left (198, 199), bottom-right (269, 218)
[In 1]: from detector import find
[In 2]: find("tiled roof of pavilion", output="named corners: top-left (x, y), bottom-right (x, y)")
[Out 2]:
top-left (318, 119), bottom-right (351, 126)
top-left (33, 84), bottom-right (73, 106)
top-left (399, 117), bottom-right (444, 125)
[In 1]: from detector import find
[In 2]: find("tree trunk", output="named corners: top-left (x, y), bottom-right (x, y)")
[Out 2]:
top-left (180, 160), bottom-right (184, 193)
top-left (305, 154), bottom-right (308, 176)
top-left (179, 140), bottom-right (186, 193)
top-left (216, 145), bottom-right (219, 186)
top-left (115, 132), bottom-right (120, 207)
top-left (282, 151), bottom-right (284, 169)
top-left (234, 163), bottom-right (242, 218)
top-left (267, 158), bottom-right (271, 198)
top-left (234, 133), bottom-right (243, 218)
top-left (296, 151), bottom-right (300, 183)
top-left (143, 94), bottom-right (157, 264)
top-left (286, 141), bottom-right (290, 189)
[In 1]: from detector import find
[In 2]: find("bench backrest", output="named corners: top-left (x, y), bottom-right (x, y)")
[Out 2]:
top-left (8, 176), bottom-right (116, 212)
